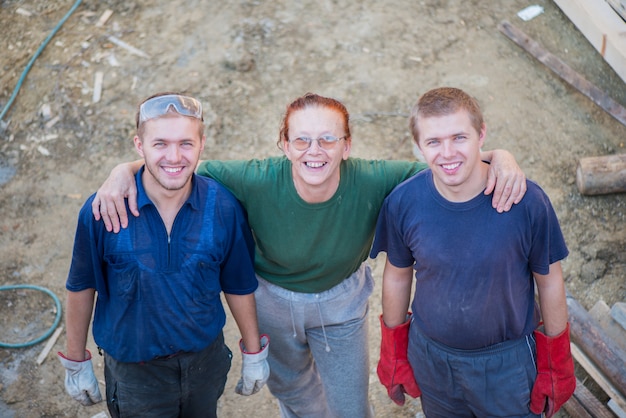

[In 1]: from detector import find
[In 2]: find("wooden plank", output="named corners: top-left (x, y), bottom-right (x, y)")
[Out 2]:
top-left (612, 302), bottom-right (626, 331)
top-left (107, 36), bottom-right (150, 59)
top-left (95, 9), bottom-right (113, 27)
top-left (92, 71), bottom-right (103, 104)
top-left (571, 343), bottom-right (626, 411)
top-left (565, 377), bottom-right (615, 418)
top-left (605, 0), bottom-right (626, 21)
top-left (589, 300), bottom-right (626, 352)
top-left (497, 20), bottom-right (626, 128)
top-left (608, 398), bottom-right (626, 418)
top-left (36, 326), bottom-right (63, 365)
top-left (563, 395), bottom-right (594, 418)
top-left (553, 0), bottom-right (626, 84)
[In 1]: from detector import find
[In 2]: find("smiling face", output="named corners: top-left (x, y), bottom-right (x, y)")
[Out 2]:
top-left (416, 109), bottom-right (487, 202)
top-left (283, 106), bottom-right (351, 202)
top-left (134, 114), bottom-right (206, 199)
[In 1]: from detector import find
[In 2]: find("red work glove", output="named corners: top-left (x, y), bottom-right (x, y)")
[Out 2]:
top-left (377, 313), bottom-right (421, 406)
top-left (530, 322), bottom-right (576, 418)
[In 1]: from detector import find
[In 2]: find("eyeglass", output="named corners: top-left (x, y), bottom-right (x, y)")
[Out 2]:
top-left (138, 94), bottom-right (203, 125)
top-left (288, 135), bottom-right (346, 151)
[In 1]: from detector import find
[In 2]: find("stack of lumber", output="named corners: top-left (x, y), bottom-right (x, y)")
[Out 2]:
top-left (564, 293), bottom-right (626, 417)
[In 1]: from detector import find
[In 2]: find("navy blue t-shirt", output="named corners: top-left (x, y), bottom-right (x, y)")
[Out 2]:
top-left (66, 168), bottom-right (257, 362)
top-left (370, 170), bottom-right (568, 349)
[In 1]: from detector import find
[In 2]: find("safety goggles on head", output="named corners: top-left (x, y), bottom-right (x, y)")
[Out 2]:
top-left (138, 94), bottom-right (203, 125)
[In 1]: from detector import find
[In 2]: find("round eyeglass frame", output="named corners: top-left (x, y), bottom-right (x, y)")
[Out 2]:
top-left (288, 135), bottom-right (346, 151)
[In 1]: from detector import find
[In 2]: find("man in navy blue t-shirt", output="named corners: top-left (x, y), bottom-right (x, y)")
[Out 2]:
top-left (371, 87), bottom-right (575, 418)
top-left (58, 93), bottom-right (269, 417)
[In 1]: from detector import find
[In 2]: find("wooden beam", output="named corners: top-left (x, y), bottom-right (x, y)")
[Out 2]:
top-left (571, 343), bottom-right (626, 412)
top-left (604, 0), bottom-right (626, 21)
top-left (567, 293), bottom-right (626, 397)
top-left (497, 20), bottom-right (626, 128)
top-left (563, 395), bottom-right (594, 418)
top-left (553, 0), bottom-right (626, 84)
top-left (564, 377), bottom-right (615, 418)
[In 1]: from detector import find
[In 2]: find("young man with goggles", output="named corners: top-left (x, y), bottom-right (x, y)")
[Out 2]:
top-left (58, 92), bottom-right (269, 418)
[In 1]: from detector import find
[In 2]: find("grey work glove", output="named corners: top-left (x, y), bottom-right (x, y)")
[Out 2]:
top-left (235, 334), bottom-right (270, 396)
top-left (57, 350), bottom-right (103, 406)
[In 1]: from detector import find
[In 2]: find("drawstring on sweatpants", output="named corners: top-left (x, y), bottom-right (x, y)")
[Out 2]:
top-left (317, 301), bottom-right (331, 352)
top-left (287, 289), bottom-right (331, 352)
top-left (289, 294), bottom-right (297, 338)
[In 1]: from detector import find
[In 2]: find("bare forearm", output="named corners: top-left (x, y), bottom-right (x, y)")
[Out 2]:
top-left (381, 260), bottom-right (413, 327)
top-left (65, 289), bottom-right (96, 360)
top-left (224, 293), bottom-right (261, 352)
top-left (535, 262), bottom-right (568, 336)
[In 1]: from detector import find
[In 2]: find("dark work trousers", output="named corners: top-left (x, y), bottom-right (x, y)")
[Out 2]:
top-left (104, 332), bottom-right (232, 418)
top-left (408, 324), bottom-right (541, 418)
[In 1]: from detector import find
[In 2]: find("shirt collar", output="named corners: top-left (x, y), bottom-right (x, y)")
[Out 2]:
top-left (135, 165), bottom-right (201, 211)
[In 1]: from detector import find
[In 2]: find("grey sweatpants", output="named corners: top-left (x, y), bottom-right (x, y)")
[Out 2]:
top-left (255, 263), bottom-right (374, 418)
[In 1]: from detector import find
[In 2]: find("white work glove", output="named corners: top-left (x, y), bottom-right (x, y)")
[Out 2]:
top-left (235, 334), bottom-right (270, 396)
top-left (57, 350), bottom-right (103, 406)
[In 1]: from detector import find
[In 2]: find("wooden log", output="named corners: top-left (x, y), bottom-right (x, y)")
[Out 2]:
top-left (576, 154), bottom-right (626, 195)
top-left (497, 20), bottom-right (626, 128)
top-left (567, 292), bottom-right (626, 396)
top-left (563, 396), bottom-right (594, 418)
top-left (563, 377), bottom-right (614, 418)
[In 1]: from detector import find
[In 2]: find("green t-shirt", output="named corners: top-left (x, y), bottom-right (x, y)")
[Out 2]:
top-left (197, 156), bottom-right (426, 293)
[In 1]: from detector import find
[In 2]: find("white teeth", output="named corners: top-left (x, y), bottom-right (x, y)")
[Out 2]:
top-left (164, 167), bottom-right (182, 173)
top-left (442, 163), bottom-right (460, 170)
top-left (306, 162), bottom-right (325, 168)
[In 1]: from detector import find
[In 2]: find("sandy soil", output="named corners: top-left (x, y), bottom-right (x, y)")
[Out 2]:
top-left (0, 0), bottom-right (625, 417)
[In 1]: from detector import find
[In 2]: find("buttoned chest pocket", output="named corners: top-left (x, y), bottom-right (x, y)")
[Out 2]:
top-left (104, 258), bottom-right (141, 301)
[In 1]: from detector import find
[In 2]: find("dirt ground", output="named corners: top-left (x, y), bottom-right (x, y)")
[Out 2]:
top-left (0, 0), bottom-right (625, 417)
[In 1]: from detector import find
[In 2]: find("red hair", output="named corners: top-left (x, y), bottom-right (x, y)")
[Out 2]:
top-left (277, 93), bottom-right (351, 149)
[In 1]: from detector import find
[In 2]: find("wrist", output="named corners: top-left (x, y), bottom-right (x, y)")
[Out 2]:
top-left (240, 334), bottom-right (269, 354)
top-left (58, 349), bottom-right (92, 363)
top-left (381, 312), bottom-right (411, 329)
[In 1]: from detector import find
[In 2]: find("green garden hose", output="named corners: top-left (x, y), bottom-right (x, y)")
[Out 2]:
top-left (0, 284), bottom-right (62, 348)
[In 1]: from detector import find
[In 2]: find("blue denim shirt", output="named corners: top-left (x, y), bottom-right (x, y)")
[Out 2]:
top-left (67, 167), bottom-right (257, 362)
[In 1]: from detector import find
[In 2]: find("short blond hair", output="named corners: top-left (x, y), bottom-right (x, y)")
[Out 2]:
top-left (409, 87), bottom-right (483, 143)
